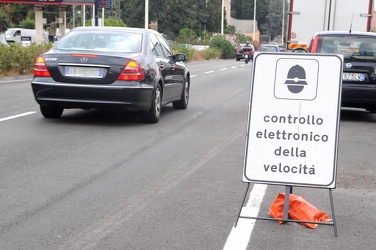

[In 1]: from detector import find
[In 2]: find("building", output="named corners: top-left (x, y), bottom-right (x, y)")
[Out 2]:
top-left (224, 0), bottom-right (259, 42)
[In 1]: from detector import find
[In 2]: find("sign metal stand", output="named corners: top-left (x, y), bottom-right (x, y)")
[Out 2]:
top-left (234, 184), bottom-right (338, 236)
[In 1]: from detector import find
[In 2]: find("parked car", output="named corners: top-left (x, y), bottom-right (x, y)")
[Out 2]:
top-left (309, 31), bottom-right (376, 112)
top-left (31, 26), bottom-right (190, 123)
top-left (258, 44), bottom-right (283, 52)
top-left (0, 34), bottom-right (8, 46)
top-left (178, 44), bottom-right (193, 49)
top-left (236, 43), bottom-right (255, 61)
top-left (192, 45), bottom-right (209, 51)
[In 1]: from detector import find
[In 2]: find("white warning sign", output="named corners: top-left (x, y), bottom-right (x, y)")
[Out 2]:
top-left (243, 52), bottom-right (343, 188)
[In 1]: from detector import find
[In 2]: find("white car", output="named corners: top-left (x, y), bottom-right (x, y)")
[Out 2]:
top-left (0, 35), bottom-right (8, 45)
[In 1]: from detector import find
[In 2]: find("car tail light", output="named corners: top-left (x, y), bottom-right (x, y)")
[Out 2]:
top-left (117, 60), bottom-right (145, 81)
top-left (310, 36), bottom-right (319, 53)
top-left (34, 56), bottom-right (51, 77)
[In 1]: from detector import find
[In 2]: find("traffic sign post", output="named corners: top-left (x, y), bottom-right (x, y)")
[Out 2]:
top-left (236, 52), bottom-right (343, 235)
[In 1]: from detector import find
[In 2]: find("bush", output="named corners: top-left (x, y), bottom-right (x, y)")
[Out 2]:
top-left (0, 43), bottom-right (52, 76)
top-left (172, 45), bottom-right (194, 61)
top-left (201, 48), bottom-right (221, 60)
top-left (209, 35), bottom-right (235, 59)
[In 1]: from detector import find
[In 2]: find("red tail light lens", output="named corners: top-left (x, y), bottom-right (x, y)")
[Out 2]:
top-left (34, 56), bottom-right (51, 77)
top-left (310, 36), bottom-right (319, 53)
top-left (117, 60), bottom-right (145, 81)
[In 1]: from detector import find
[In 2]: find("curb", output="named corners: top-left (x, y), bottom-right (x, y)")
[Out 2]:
top-left (0, 75), bottom-right (33, 82)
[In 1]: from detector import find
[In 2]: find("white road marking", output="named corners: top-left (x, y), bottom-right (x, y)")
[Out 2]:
top-left (223, 184), bottom-right (267, 250)
top-left (191, 75), bottom-right (197, 78)
top-left (205, 71), bottom-right (215, 74)
top-left (220, 68), bottom-right (227, 71)
top-left (0, 111), bottom-right (37, 122)
top-left (231, 66), bottom-right (237, 68)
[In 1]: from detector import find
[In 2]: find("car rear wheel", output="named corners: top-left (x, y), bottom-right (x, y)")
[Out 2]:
top-left (142, 84), bottom-right (161, 123)
top-left (173, 77), bottom-right (189, 110)
top-left (40, 104), bottom-right (64, 118)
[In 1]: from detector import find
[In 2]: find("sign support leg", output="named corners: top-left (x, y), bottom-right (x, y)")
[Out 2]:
top-left (329, 189), bottom-right (338, 237)
top-left (234, 183), bottom-right (251, 227)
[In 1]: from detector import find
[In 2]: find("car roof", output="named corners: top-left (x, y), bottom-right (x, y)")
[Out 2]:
top-left (71, 26), bottom-right (155, 35)
top-left (313, 31), bottom-right (376, 37)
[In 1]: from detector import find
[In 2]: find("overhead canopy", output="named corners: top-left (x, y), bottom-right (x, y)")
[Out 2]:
top-left (0, 0), bottom-right (94, 5)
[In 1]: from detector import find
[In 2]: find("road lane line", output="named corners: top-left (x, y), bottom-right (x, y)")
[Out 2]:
top-left (220, 68), bottom-right (227, 71)
top-left (191, 75), bottom-right (197, 78)
top-left (0, 111), bottom-right (37, 122)
top-left (223, 183), bottom-right (267, 250)
top-left (205, 71), bottom-right (215, 74)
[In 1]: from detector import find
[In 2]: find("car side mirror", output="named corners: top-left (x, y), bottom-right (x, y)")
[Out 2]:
top-left (174, 53), bottom-right (187, 62)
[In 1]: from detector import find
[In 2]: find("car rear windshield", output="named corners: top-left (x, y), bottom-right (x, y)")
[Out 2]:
top-left (316, 34), bottom-right (376, 61)
top-left (55, 31), bottom-right (142, 53)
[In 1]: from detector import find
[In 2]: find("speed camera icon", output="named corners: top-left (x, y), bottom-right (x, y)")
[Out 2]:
top-left (274, 58), bottom-right (319, 100)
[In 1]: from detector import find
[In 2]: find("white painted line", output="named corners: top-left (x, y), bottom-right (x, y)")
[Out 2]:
top-left (205, 71), bottom-right (215, 74)
top-left (231, 66), bottom-right (237, 68)
top-left (223, 184), bottom-right (267, 250)
top-left (191, 75), bottom-right (197, 78)
top-left (220, 68), bottom-right (227, 71)
top-left (0, 111), bottom-right (37, 122)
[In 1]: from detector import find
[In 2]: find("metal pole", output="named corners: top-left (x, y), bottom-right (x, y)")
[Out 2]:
top-left (253, 0), bottom-right (257, 41)
top-left (282, 0), bottom-right (285, 45)
top-left (102, 7), bottom-right (104, 26)
top-left (83, 5), bottom-right (85, 27)
top-left (221, 0), bottom-right (224, 34)
top-left (94, 0), bottom-right (99, 26)
top-left (73, 5), bottom-right (75, 28)
top-left (145, 0), bottom-right (149, 29)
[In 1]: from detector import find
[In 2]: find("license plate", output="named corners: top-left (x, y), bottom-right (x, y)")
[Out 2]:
top-left (343, 72), bottom-right (365, 81)
top-left (65, 66), bottom-right (104, 78)
top-left (244, 55), bottom-right (249, 58)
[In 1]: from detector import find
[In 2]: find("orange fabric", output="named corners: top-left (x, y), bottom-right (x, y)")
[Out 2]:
top-left (269, 193), bottom-right (332, 229)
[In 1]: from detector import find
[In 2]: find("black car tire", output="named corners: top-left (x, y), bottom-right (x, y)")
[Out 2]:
top-left (142, 83), bottom-right (162, 123)
top-left (40, 104), bottom-right (64, 118)
top-left (236, 58), bottom-right (240, 61)
top-left (173, 77), bottom-right (189, 110)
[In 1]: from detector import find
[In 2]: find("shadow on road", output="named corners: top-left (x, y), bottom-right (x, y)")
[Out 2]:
top-left (340, 108), bottom-right (376, 123)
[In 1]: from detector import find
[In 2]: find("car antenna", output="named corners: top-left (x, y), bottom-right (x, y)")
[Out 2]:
top-left (349, 13), bottom-right (354, 35)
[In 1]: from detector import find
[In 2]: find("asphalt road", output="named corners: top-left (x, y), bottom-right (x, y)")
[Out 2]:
top-left (0, 59), bottom-right (376, 250)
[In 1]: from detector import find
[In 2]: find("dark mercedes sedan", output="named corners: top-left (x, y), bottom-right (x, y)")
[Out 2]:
top-left (31, 27), bottom-right (190, 123)
top-left (309, 31), bottom-right (376, 113)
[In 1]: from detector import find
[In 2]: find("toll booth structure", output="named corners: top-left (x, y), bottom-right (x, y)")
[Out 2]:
top-left (0, 0), bottom-right (96, 45)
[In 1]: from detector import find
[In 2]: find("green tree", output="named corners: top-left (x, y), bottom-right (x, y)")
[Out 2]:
top-left (20, 18), bottom-right (35, 29)
top-left (259, 0), bottom-right (286, 41)
top-left (178, 28), bottom-right (198, 44)
top-left (209, 35), bottom-right (234, 59)
top-left (0, 9), bottom-right (11, 32)
top-left (85, 17), bottom-right (126, 27)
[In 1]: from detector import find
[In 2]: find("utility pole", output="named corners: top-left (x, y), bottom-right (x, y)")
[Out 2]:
top-left (253, 0), bottom-right (257, 41)
top-left (221, 0), bottom-right (224, 34)
top-left (145, 0), bottom-right (149, 29)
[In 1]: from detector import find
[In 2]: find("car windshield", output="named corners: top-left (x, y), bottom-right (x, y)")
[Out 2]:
top-left (260, 46), bottom-right (278, 52)
top-left (5, 29), bottom-right (15, 36)
top-left (317, 35), bottom-right (376, 61)
top-left (55, 30), bottom-right (143, 53)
